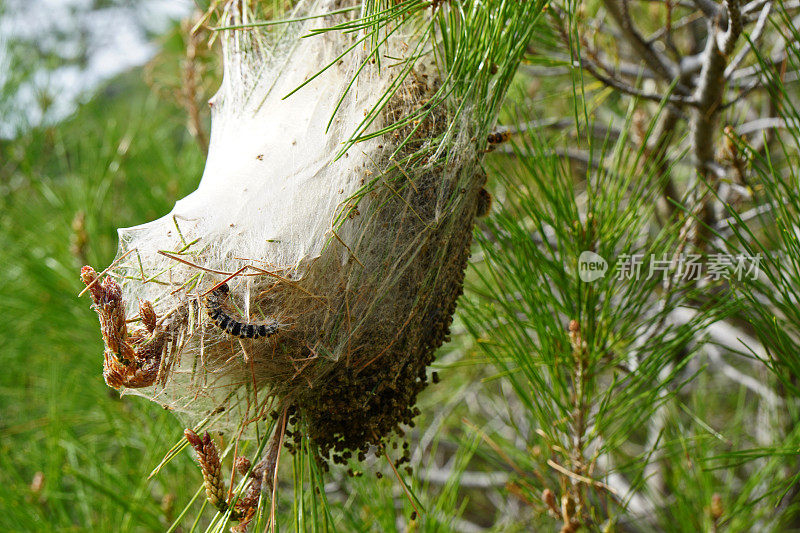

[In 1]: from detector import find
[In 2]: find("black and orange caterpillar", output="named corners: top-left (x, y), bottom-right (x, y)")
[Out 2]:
top-left (204, 283), bottom-right (278, 339)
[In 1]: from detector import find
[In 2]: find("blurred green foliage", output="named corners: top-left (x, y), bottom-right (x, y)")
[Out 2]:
top-left (0, 67), bottom-right (207, 530)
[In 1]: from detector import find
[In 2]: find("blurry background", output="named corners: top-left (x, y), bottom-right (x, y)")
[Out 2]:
top-left (0, 1), bottom-right (208, 529)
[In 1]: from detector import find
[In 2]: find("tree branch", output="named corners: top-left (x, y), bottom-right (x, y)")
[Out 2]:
top-left (580, 55), bottom-right (697, 106)
top-left (602, 0), bottom-right (682, 85)
top-left (717, 0), bottom-right (744, 55)
top-left (725, 2), bottom-right (772, 78)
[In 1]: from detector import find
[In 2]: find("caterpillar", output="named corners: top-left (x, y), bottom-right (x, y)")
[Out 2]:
top-left (204, 283), bottom-right (279, 339)
top-left (487, 130), bottom-right (510, 144)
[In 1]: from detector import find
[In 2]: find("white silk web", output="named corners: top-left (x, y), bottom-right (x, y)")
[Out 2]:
top-left (101, 0), bottom-right (486, 448)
